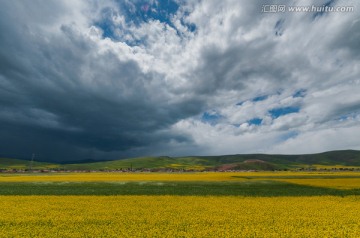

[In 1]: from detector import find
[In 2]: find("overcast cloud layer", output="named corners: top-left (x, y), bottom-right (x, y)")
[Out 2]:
top-left (0, 0), bottom-right (359, 161)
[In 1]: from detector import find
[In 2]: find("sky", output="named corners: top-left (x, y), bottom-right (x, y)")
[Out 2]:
top-left (0, 0), bottom-right (359, 162)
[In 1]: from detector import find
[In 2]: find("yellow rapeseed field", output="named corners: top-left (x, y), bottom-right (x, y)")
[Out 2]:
top-left (0, 172), bottom-right (247, 182)
top-left (0, 195), bottom-right (360, 237)
top-left (276, 178), bottom-right (360, 189)
top-left (2, 171), bottom-right (360, 183)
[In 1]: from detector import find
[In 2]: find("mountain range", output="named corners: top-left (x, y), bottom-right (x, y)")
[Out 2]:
top-left (1, 150), bottom-right (360, 171)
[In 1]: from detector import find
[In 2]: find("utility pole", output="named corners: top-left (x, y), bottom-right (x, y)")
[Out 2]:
top-left (30, 153), bottom-right (35, 172)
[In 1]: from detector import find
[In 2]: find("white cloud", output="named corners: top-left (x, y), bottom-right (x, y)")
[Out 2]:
top-left (270, 126), bottom-right (360, 154)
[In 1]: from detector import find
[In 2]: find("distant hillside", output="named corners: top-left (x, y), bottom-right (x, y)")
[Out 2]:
top-left (1, 150), bottom-right (360, 171)
top-left (0, 158), bottom-right (60, 170)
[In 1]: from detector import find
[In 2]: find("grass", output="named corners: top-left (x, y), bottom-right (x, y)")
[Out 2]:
top-left (0, 181), bottom-right (354, 197)
top-left (0, 180), bottom-right (360, 196)
top-left (1, 171), bottom-right (360, 196)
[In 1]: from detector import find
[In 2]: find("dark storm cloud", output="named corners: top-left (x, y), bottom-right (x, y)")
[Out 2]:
top-left (192, 40), bottom-right (292, 99)
top-left (331, 18), bottom-right (360, 58)
top-left (0, 1), bottom-right (203, 161)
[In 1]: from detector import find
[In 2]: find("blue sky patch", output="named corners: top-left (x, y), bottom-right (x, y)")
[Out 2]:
top-left (237, 94), bottom-right (269, 106)
top-left (118, 0), bottom-right (180, 26)
top-left (337, 115), bottom-right (349, 121)
top-left (247, 118), bottom-right (263, 126)
top-left (252, 95), bottom-right (268, 102)
top-left (95, 8), bottom-right (117, 40)
top-left (293, 89), bottom-right (307, 98)
top-left (269, 106), bottom-right (300, 118)
top-left (95, 0), bottom-right (195, 43)
top-left (201, 112), bottom-right (222, 125)
top-left (236, 101), bottom-right (245, 106)
top-left (281, 131), bottom-right (299, 141)
top-left (274, 19), bottom-right (285, 36)
top-left (336, 112), bottom-right (359, 122)
top-left (312, 0), bottom-right (335, 19)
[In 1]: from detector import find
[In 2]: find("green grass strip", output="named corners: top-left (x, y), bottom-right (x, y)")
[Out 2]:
top-left (0, 181), bottom-right (359, 196)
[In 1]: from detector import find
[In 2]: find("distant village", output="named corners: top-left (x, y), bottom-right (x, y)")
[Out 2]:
top-left (1, 167), bottom-right (360, 173)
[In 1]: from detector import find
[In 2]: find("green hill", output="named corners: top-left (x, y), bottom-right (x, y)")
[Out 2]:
top-left (1, 150), bottom-right (360, 171)
top-left (0, 158), bottom-right (60, 170)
